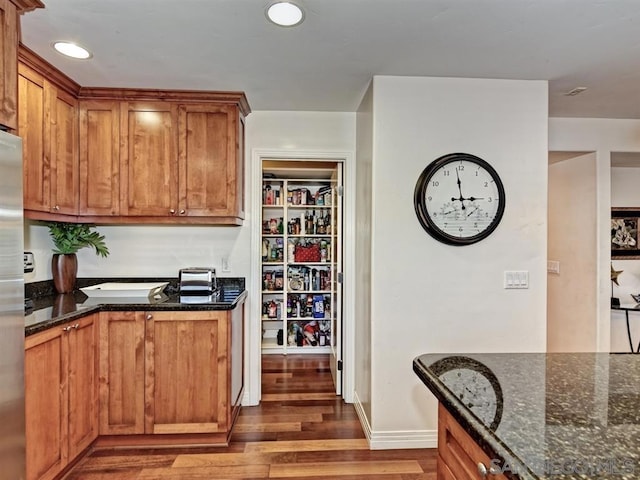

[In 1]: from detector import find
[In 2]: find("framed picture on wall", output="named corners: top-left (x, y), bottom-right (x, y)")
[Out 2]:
top-left (611, 208), bottom-right (640, 259)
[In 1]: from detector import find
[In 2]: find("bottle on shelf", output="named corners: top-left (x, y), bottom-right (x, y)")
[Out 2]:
top-left (268, 300), bottom-right (277, 319)
top-left (317, 212), bottom-right (325, 234)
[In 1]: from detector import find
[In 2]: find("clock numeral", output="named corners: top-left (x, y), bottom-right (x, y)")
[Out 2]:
top-left (457, 164), bottom-right (465, 171)
top-left (488, 197), bottom-right (492, 202)
top-left (431, 181), bottom-right (439, 187)
top-left (443, 170), bottom-right (450, 176)
top-left (427, 196), bottom-right (432, 201)
top-left (484, 181), bottom-right (488, 187)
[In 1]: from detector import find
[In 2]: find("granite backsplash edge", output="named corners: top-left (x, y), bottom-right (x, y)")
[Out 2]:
top-left (26, 277), bottom-right (246, 299)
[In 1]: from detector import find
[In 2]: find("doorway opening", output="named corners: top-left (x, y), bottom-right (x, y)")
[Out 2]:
top-left (259, 158), bottom-right (344, 396)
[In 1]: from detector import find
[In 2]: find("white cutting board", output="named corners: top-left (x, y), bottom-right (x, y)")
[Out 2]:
top-left (80, 282), bottom-right (168, 297)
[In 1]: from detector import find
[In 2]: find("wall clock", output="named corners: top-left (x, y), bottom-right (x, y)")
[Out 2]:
top-left (429, 356), bottom-right (504, 431)
top-left (413, 153), bottom-right (505, 245)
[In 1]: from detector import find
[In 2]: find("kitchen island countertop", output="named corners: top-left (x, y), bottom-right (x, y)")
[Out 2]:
top-left (413, 352), bottom-right (640, 480)
top-left (25, 277), bottom-right (246, 336)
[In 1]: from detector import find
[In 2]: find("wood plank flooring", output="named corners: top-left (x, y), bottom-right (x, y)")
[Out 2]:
top-left (64, 354), bottom-right (436, 479)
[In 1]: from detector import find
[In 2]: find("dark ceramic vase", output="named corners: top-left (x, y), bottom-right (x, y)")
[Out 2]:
top-left (52, 253), bottom-right (78, 294)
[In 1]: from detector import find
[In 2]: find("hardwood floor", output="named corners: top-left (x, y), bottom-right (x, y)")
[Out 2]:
top-left (64, 354), bottom-right (436, 479)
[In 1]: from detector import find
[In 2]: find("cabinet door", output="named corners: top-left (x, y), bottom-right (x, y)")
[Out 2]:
top-left (120, 101), bottom-right (178, 216)
top-left (0, 0), bottom-right (18, 130)
top-left (438, 404), bottom-right (510, 480)
top-left (25, 326), bottom-right (68, 480)
top-left (67, 315), bottom-right (98, 459)
top-left (49, 85), bottom-right (79, 215)
top-left (178, 104), bottom-right (243, 219)
top-left (79, 100), bottom-right (120, 215)
top-left (18, 63), bottom-right (48, 212)
top-left (98, 311), bottom-right (145, 435)
top-left (145, 311), bottom-right (228, 434)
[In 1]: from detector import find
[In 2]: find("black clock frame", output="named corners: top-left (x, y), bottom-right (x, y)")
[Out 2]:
top-left (413, 153), bottom-right (506, 246)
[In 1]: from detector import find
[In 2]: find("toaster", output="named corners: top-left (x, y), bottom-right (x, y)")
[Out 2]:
top-left (179, 267), bottom-right (217, 293)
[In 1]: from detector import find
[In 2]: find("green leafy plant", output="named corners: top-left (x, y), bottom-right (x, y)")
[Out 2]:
top-left (46, 222), bottom-right (109, 258)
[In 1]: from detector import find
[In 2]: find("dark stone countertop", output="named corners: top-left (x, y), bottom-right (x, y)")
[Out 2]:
top-left (413, 353), bottom-right (640, 480)
top-left (25, 277), bottom-right (246, 337)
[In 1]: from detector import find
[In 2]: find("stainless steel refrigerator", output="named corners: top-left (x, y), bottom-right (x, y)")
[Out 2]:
top-left (0, 130), bottom-right (25, 479)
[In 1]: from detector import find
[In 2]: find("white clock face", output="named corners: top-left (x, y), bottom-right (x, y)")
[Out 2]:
top-left (414, 154), bottom-right (505, 245)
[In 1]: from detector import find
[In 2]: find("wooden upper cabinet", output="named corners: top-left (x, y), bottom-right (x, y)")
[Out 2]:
top-left (18, 62), bottom-right (48, 211)
top-left (0, 0), bottom-right (19, 130)
top-left (178, 104), bottom-right (244, 220)
top-left (17, 46), bottom-right (250, 223)
top-left (0, 0), bottom-right (44, 130)
top-left (120, 101), bottom-right (179, 217)
top-left (79, 100), bottom-right (120, 215)
top-left (49, 85), bottom-right (79, 215)
top-left (18, 47), bottom-right (80, 218)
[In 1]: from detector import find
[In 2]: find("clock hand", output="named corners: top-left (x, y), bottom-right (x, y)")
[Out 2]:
top-left (451, 197), bottom-right (467, 210)
top-left (468, 196), bottom-right (484, 201)
top-left (454, 169), bottom-right (467, 209)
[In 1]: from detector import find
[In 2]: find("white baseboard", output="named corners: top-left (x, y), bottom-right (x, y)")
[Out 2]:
top-left (352, 391), bottom-right (372, 441)
top-left (368, 429), bottom-right (438, 450)
top-left (352, 391), bottom-right (438, 450)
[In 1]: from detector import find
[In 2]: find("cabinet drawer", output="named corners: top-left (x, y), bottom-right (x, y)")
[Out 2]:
top-left (438, 404), bottom-right (508, 480)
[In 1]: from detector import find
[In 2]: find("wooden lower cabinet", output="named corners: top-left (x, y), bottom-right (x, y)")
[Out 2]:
top-left (99, 306), bottom-right (244, 444)
top-left (98, 311), bottom-right (146, 435)
top-left (25, 314), bottom-right (98, 480)
top-left (438, 404), bottom-right (509, 480)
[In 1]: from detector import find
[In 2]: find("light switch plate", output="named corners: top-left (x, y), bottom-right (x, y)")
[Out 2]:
top-left (221, 255), bottom-right (231, 272)
top-left (504, 270), bottom-right (529, 289)
top-left (24, 251), bottom-right (34, 273)
top-left (547, 260), bottom-right (560, 274)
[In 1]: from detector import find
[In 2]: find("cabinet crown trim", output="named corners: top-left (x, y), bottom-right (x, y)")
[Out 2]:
top-left (78, 87), bottom-right (251, 116)
top-left (11, 0), bottom-right (44, 13)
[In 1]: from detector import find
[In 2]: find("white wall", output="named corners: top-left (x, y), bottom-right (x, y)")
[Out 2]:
top-left (549, 118), bottom-right (640, 353)
top-left (354, 83), bottom-right (373, 429)
top-left (547, 153), bottom-right (598, 351)
top-left (24, 110), bottom-right (357, 406)
top-left (357, 76), bottom-right (549, 449)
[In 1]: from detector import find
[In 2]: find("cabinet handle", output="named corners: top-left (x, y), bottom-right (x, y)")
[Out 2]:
top-left (62, 326), bottom-right (71, 332)
top-left (477, 462), bottom-right (499, 477)
top-left (146, 314), bottom-right (153, 321)
top-left (53, 205), bottom-right (60, 211)
top-left (73, 323), bottom-right (80, 329)
top-left (169, 209), bottom-right (176, 214)
top-left (179, 209), bottom-right (186, 215)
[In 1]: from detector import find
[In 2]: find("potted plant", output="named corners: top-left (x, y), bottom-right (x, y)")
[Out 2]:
top-left (46, 222), bottom-right (109, 293)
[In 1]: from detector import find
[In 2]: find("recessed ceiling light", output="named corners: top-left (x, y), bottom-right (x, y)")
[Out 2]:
top-left (266, 1), bottom-right (304, 27)
top-left (53, 41), bottom-right (92, 59)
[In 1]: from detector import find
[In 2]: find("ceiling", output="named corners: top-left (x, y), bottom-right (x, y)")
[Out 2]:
top-left (20, 0), bottom-right (640, 118)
